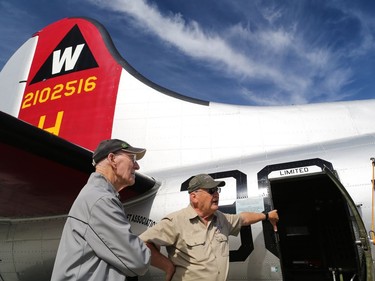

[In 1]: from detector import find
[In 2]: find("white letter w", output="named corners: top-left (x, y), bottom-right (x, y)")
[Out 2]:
top-left (52, 44), bottom-right (85, 74)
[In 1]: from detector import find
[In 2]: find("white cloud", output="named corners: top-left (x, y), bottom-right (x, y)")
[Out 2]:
top-left (88, 0), bottom-right (358, 105)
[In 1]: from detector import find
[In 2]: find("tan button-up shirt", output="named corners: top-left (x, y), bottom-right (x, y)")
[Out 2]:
top-left (140, 205), bottom-right (242, 281)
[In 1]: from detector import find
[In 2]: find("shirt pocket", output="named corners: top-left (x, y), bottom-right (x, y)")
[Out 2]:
top-left (183, 234), bottom-right (207, 262)
top-left (215, 233), bottom-right (229, 257)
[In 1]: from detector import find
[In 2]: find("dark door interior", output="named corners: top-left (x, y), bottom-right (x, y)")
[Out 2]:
top-left (270, 173), bottom-right (361, 281)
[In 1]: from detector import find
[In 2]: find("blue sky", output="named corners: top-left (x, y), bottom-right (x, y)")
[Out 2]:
top-left (1, 0), bottom-right (374, 105)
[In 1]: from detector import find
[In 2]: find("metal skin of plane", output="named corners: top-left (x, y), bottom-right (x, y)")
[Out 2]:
top-left (0, 17), bottom-right (374, 281)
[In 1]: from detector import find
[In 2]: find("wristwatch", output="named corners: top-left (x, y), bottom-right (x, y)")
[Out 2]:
top-left (262, 210), bottom-right (269, 221)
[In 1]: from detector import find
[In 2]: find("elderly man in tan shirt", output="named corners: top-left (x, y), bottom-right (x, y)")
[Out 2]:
top-left (140, 173), bottom-right (279, 281)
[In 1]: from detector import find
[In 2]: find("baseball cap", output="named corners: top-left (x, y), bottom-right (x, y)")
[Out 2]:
top-left (188, 174), bottom-right (225, 193)
top-left (92, 139), bottom-right (146, 166)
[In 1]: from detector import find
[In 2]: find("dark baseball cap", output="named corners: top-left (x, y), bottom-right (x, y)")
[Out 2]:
top-left (92, 139), bottom-right (146, 166)
top-left (188, 174), bottom-right (225, 193)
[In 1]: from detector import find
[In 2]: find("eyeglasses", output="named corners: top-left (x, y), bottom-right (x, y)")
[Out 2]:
top-left (114, 152), bottom-right (137, 163)
top-left (196, 187), bottom-right (221, 195)
top-left (126, 153), bottom-right (137, 163)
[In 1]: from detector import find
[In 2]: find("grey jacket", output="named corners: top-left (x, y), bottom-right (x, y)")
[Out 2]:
top-left (51, 172), bottom-right (151, 280)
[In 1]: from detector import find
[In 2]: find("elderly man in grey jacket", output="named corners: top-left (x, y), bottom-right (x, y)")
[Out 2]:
top-left (51, 139), bottom-right (151, 280)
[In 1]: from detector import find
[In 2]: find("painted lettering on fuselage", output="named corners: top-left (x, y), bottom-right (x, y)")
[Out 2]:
top-left (280, 167), bottom-right (309, 176)
top-left (268, 165), bottom-right (322, 179)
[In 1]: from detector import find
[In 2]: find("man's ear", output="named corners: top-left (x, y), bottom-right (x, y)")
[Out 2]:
top-left (190, 192), bottom-right (197, 202)
top-left (107, 153), bottom-right (117, 167)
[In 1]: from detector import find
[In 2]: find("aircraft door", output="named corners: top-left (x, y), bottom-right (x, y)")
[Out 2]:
top-left (258, 158), bottom-right (373, 281)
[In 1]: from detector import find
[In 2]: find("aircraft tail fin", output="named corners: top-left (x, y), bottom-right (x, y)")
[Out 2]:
top-left (0, 17), bottom-right (202, 151)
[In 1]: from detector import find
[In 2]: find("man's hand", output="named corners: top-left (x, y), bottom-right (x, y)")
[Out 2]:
top-left (267, 209), bottom-right (279, 232)
top-left (145, 242), bottom-right (175, 281)
top-left (165, 262), bottom-right (176, 281)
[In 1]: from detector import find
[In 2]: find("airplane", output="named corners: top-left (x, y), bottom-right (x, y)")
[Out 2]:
top-left (0, 16), bottom-right (374, 281)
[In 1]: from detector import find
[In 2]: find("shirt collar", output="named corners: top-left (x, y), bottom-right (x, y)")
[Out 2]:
top-left (186, 204), bottom-right (217, 221)
top-left (92, 172), bottom-right (121, 199)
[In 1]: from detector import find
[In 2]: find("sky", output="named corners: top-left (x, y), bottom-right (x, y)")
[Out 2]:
top-left (1, 0), bottom-right (375, 106)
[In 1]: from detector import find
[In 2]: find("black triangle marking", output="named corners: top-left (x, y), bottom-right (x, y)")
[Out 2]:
top-left (30, 25), bottom-right (99, 85)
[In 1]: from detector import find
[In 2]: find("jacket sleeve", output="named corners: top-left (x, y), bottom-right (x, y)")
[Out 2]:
top-left (84, 196), bottom-right (151, 276)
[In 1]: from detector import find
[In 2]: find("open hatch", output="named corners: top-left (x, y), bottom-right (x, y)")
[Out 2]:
top-left (259, 158), bottom-right (373, 281)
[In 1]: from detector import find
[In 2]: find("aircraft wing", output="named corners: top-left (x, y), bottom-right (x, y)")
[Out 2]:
top-left (0, 110), bottom-right (93, 218)
top-left (0, 110), bottom-right (156, 218)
